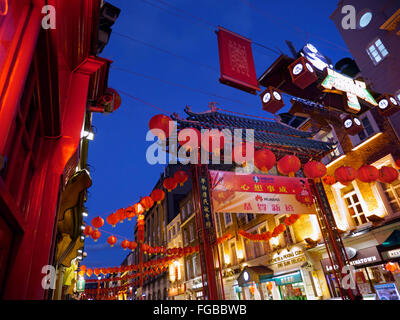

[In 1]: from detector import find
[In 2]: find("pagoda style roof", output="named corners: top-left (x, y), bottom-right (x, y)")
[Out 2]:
top-left (171, 107), bottom-right (335, 161)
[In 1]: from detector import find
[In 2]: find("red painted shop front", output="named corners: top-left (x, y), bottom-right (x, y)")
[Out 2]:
top-left (0, 0), bottom-right (110, 299)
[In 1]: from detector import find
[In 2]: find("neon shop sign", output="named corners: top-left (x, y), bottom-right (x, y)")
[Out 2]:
top-left (321, 68), bottom-right (377, 112)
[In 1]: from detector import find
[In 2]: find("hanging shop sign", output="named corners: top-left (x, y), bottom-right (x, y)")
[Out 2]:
top-left (320, 68), bottom-right (378, 113)
top-left (272, 271), bottom-right (303, 286)
top-left (77, 278), bottom-right (86, 293)
top-left (209, 171), bottom-right (317, 215)
top-left (320, 246), bottom-right (382, 272)
top-left (300, 43), bottom-right (333, 72)
top-left (217, 26), bottom-right (260, 94)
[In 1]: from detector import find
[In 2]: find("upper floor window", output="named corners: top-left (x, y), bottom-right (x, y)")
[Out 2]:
top-left (224, 213), bottom-right (232, 227)
top-left (358, 11), bottom-right (372, 29)
top-left (343, 189), bottom-right (368, 226)
top-left (278, 216), bottom-right (295, 247)
top-left (366, 38), bottom-right (389, 65)
top-left (380, 179), bottom-right (400, 214)
top-left (395, 90), bottom-right (400, 104)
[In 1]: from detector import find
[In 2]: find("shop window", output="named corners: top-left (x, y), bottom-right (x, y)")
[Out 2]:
top-left (343, 190), bottom-right (368, 226)
top-left (380, 179), bottom-right (400, 214)
top-left (366, 38), bottom-right (389, 65)
top-left (224, 213), bottom-right (232, 227)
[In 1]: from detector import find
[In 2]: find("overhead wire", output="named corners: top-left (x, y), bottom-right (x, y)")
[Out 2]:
top-left (239, 0), bottom-right (350, 53)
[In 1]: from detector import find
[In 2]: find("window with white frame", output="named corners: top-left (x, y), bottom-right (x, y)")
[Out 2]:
top-left (224, 213), bottom-right (232, 227)
top-left (380, 179), bottom-right (400, 214)
top-left (343, 189), bottom-right (368, 226)
top-left (366, 38), bottom-right (389, 65)
top-left (349, 111), bottom-right (380, 147)
top-left (278, 216), bottom-right (295, 247)
top-left (259, 225), bottom-right (271, 254)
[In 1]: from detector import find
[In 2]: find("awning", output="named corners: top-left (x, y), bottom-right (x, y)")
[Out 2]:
top-left (237, 266), bottom-right (273, 287)
top-left (377, 230), bottom-right (400, 261)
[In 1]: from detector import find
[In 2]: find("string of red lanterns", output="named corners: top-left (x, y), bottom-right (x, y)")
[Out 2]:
top-left (238, 214), bottom-right (300, 242)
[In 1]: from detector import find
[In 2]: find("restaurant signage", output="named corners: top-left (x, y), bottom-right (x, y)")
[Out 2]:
top-left (321, 246), bottom-right (381, 272)
top-left (321, 68), bottom-right (378, 113)
top-left (209, 171), bottom-right (317, 215)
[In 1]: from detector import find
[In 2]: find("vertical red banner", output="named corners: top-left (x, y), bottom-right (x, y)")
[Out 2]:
top-left (217, 26), bottom-right (260, 94)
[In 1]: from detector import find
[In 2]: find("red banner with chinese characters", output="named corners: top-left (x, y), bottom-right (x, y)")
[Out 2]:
top-left (209, 171), bottom-right (317, 215)
top-left (217, 26), bottom-right (260, 94)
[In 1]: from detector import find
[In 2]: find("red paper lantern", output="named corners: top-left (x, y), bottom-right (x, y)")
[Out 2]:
top-left (178, 127), bottom-right (201, 151)
top-left (94, 268), bottom-right (100, 277)
top-left (277, 155), bottom-right (301, 177)
top-left (174, 170), bottom-right (188, 186)
top-left (201, 129), bottom-right (227, 155)
top-left (83, 225), bottom-right (94, 238)
top-left (133, 203), bottom-right (145, 216)
top-left (296, 189), bottom-right (314, 206)
top-left (91, 230), bottom-right (101, 242)
top-left (151, 189), bottom-right (165, 204)
top-left (125, 206), bottom-right (136, 220)
top-left (232, 141), bottom-right (254, 166)
top-left (107, 235), bottom-right (117, 247)
top-left (322, 175), bottom-right (336, 186)
top-left (121, 240), bottom-right (130, 250)
top-left (128, 241), bottom-right (138, 251)
top-left (86, 268), bottom-right (93, 277)
top-left (334, 166), bottom-right (357, 185)
top-left (303, 160), bottom-right (327, 180)
top-left (385, 262), bottom-right (398, 272)
top-left (149, 114), bottom-right (173, 140)
top-left (91, 216), bottom-right (104, 230)
top-left (254, 149), bottom-right (276, 173)
top-left (163, 177), bottom-right (178, 192)
top-left (115, 208), bottom-right (127, 224)
top-left (140, 196), bottom-right (154, 211)
top-left (378, 166), bottom-right (399, 184)
top-left (357, 165), bottom-right (379, 183)
top-left (107, 213), bottom-right (119, 227)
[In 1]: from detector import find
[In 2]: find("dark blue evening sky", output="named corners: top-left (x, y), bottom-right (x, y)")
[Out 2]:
top-left (83, 0), bottom-right (350, 269)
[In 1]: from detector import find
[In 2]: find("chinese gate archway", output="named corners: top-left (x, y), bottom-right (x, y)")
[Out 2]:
top-left (172, 106), bottom-right (360, 300)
